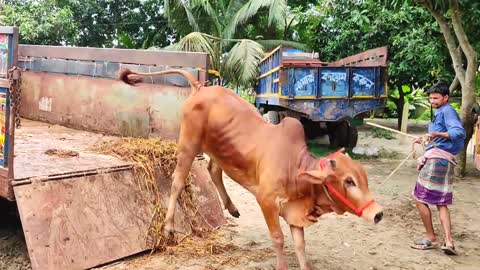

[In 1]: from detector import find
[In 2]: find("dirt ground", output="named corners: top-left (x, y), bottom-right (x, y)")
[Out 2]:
top-left (1, 126), bottom-right (479, 270)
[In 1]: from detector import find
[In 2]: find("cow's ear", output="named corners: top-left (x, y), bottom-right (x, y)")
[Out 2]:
top-left (328, 159), bottom-right (336, 169)
top-left (298, 159), bottom-right (336, 184)
top-left (297, 170), bottom-right (328, 184)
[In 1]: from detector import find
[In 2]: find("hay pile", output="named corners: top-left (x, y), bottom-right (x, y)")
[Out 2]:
top-left (167, 231), bottom-right (237, 257)
top-left (91, 137), bottom-right (198, 251)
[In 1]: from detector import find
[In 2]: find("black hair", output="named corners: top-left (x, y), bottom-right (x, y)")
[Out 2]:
top-left (426, 80), bottom-right (450, 96)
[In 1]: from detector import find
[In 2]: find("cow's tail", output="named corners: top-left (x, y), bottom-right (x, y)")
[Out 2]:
top-left (119, 69), bottom-right (203, 93)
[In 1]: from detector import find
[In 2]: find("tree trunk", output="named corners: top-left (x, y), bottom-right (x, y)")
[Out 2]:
top-left (421, 0), bottom-right (478, 176)
top-left (455, 109), bottom-right (475, 177)
top-left (450, 0), bottom-right (478, 176)
top-left (449, 75), bottom-right (460, 95)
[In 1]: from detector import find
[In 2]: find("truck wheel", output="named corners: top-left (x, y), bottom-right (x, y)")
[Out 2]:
top-left (301, 118), bottom-right (320, 140)
top-left (263, 111), bottom-right (280, 125)
top-left (328, 121), bottom-right (348, 149)
top-left (347, 124), bottom-right (358, 148)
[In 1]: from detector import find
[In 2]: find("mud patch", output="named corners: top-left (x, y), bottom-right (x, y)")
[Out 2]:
top-left (44, 148), bottom-right (79, 158)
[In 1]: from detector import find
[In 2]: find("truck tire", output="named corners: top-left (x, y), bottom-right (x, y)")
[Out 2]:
top-left (301, 118), bottom-right (320, 140)
top-left (347, 124), bottom-right (358, 148)
top-left (263, 111), bottom-right (280, 125)
top-left (328, 121), bottom-right (348, 149)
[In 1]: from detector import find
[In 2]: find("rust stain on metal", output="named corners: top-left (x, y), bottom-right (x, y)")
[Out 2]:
top-left (329, 46), bottom-right (388, 67)
top-left (20, 72), bottom-right (192, 140)
top-left (12, 120), bottom-right (226, 270)
top-left (19, 45), bottom-right (209, 69)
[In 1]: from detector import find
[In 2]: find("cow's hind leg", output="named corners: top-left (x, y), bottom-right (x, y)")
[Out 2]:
top-left (207, 159), bottom-right (240, 218)
top-left (164, 121), bottom-right (202, 238)
top-left (290, 225), bottom-right (312, 270)
top-left (259, 198), bottom-right (287, 270)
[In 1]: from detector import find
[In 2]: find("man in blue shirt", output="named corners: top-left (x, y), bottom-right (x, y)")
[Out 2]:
top-left (411, 81), bottom-right (465, 255)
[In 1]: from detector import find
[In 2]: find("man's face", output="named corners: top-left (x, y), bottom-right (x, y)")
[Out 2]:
top-left (429, 93), bottom-right (448, 109)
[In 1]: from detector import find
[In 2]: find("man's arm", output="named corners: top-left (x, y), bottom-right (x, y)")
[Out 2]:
top-left (428, 107), bottom-right (466, 141)
top-left (428, 131), bottom-right (449, 140)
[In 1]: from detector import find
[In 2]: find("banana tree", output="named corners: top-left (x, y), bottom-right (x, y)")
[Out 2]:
top-left (388, 85), bottom-right (430, 127)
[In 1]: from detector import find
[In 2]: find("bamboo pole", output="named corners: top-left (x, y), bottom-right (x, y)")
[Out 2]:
top-left (400, 101), bottom-right (410, 144)
top-left (365, 121), bottom-right (417, 139)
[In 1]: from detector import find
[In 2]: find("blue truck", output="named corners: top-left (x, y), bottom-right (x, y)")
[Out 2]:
top-left (255, 46), bottom-right (388, 148)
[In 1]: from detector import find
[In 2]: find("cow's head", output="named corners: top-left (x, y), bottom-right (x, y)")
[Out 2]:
top-left (297, 151), bottom-right (383, 224)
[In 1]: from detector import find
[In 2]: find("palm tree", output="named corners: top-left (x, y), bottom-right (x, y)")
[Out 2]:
top-left (161, 0), bottom-right (308, 88)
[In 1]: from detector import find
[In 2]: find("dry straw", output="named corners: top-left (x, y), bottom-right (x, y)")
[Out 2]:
top-left (91, 137), bottom-right (199, 252)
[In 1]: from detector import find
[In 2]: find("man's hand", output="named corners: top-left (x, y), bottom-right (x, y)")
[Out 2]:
top-left (426, 132), bottom-right (436, 141)
top-left (427, 132), bottom-right (449, 140)
top-left (413, 136), bottom-right (424, 144)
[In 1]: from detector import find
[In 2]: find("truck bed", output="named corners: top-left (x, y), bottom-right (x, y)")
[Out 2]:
top-left (14, 119), bottom-right (130, 180)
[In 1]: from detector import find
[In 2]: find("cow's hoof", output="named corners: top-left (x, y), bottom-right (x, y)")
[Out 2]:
top-left (163, 224), bottom-right (175, 238)
top-left (302, 262), bottom-right (313, 270)
top-left (163, 230), bottom-right (173, 240)
top-left (229, 210), bottom-right (240, 218)
top-left (163, 229), bottom-right (177, 245)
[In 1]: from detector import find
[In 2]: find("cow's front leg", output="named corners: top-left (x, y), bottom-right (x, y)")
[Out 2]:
top-left (164, 120), bottom-right (202, 238)
top-left (207, 159), bottom-right (240, 218)
top-left (290, 225), bottom-right (312, 270)
top-left (164, 150), bottom-right (196, 238)
top-left (259, 199), bottom-right (287, 270)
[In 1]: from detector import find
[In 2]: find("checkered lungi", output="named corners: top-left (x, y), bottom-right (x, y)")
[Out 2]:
top-left (412, 158), bottom-right (454, 205)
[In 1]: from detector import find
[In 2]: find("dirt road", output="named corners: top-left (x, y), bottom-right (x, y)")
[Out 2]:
top-left (97, 130), bottom-right (480, 270)
top-left (2, 129), bottom-right (479, 270)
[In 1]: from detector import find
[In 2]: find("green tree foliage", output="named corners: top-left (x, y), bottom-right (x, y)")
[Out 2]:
top-left (0, 0), bottom-right (78, 45)
top-left (293, 0), bottom-right (452, 129)
top-left (384, 0), bottom-right (478, 176)
top-left (66, 0), bottom-right (174, 48)
top-left (0, 0), bottom-right (174, 48)
top-left (163, 0), bottom-right (307, 88)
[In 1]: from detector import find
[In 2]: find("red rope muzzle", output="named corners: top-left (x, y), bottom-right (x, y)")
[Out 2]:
top-left (318, 148), bottom-right (375, 217)
top-left (323, 181), bottom-right (375, 217)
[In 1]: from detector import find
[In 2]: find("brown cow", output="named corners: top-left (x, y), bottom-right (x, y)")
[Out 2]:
top-left (120, 69), bottom-right (383, 270)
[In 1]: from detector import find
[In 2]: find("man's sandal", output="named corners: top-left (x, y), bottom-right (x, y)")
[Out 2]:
top-left (410, 239), bottom-right (438, 250)
top-left (441, 243), bottom-right (458, 255)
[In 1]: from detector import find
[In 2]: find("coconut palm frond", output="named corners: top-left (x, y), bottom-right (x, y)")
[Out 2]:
top-left (191, 0), bottom-right (224, 35)
top-left (224, 0), bottom-right (287, 39)
top-left (267, 0), bottom-right (287, 27)
top-left (184, 7), bottom-right (201, 32)
top-left (224, 0), bottom-right (265, 39)
top-left (165, 0), bottom-right (200, 33)
top-left (225, 0), bottom-right (248, 18)
top-left (192, 0), bottom-right (218, 17)
top-left (118, 33), bottom-right (136, 49)
top-left (223, 39), bottom-right (264, 86)
top-left (163, 32), bottom-right (220, 70)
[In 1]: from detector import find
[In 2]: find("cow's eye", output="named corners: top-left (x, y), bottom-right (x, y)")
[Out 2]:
top-left (345, 177), bottom-right (356, 187)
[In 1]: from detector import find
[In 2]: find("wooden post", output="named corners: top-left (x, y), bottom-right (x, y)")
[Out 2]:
top-left (400, 101), bottom-right (410, 144)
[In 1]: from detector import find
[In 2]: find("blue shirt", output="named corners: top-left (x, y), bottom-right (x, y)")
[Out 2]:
top-left (427, 104), bottom-right (466, 155)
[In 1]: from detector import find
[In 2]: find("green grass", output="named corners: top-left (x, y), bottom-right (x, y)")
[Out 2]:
top-left (370, 128), bottom-right (395, 140)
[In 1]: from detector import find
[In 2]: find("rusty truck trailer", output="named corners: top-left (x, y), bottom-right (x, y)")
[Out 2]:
top-left (0, 26), bottom-right (225, 270)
